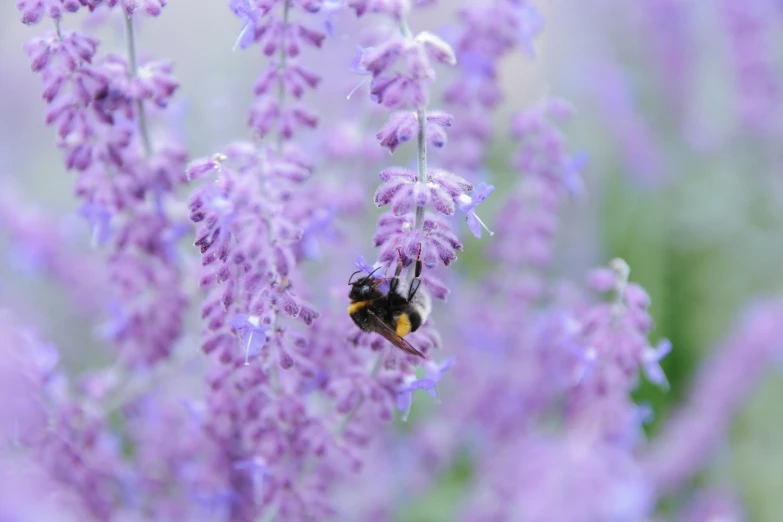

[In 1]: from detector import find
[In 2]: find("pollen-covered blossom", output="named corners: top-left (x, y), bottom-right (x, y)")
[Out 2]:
top-left (20, 2), bottom-right (188, 366)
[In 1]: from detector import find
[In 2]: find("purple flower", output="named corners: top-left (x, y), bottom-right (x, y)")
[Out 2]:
top-left (348, 0), bottom-right (408, 20)
top-left (396, 357), bottom-right (455, 421)
top-left (374, 166), bottom-right (471, 217)
top-left (514, 2), bottom-right (545, 57)
top-left (456, 182), bottom-right (494, 238)
top-left (230, 313), bottom-right (270, 364)
top-left (14, 0), bottom-right (780, 520)
top-left (21, 0), bottom-right (188, 368)
top-left (78, 201), bottom-right (112, 247)
top-left (642, 339), bottom-right (671, 389)
top-left (230, 0), bottom-right (263, 50)
top-left (376, 111), bottom-right (418, 153)
top-left (415, 31), bottom-right (457, 66)
top-left (107, 0), bottom-right (168, 16)
top-left (353, 254), bottom-right (377, 276)
top-left (233, 456), bottom-right (270, 498)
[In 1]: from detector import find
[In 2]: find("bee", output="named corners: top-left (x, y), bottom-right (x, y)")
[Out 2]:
top-left (348, 247), bottom-right (429, 358)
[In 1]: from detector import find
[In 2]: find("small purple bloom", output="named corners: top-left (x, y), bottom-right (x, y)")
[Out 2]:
top-left (514, 2), bottom-right (545, 57)
top-left (233, 456), bottom-right (269, 498)
top-left (376, 111), bottom-right (418, 153)
top-left (457, 182), bottom-right (494, 238)
top-left (562, 151), bottom-right (588, 196)
top-left (588, 267), bottom-right (618, 292)
top-left (230, 0), bottom-right (262, 50)
top-left (230, 313), bottom-right (269, 365)
top-left (415, 31), bottom-right (457, 66)
top-left (643, 339), bottom-right (672, 389)
top-left (353, 255), bottom-right (377, 276)
top-left (396, 357), bottom-right (455, 421)
top-left (78, 201), bottom-right (112, 247)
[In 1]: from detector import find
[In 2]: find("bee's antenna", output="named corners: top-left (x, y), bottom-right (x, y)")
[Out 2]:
top-left (350, 266), bottom-right (383, 285)
top-left (363, 266), bottom-right (382, 281)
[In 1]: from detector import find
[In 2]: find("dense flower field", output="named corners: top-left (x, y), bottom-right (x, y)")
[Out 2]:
top-left (2, 1), bottom-right (783, 521)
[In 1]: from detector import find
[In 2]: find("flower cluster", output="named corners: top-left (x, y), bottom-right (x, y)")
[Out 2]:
top-left (404, 257), bottom-right (669, 521)
top-left (20, 2), bottom-right (188, 366)
top-left (442, 0), bottom-right (544, 174)
top-left (18, 0), bottom-right (168, 21)
top-left (0, 311), bottom-right (124, 521)
top-left (340, 4), bottom-right (500, 441)
top-left (188, 146), bottom-right (318, 367)
top-left (489, 98), bottom-right (584, 301)
top-left (185, 1), bottom-right (358, 518)
top-left (352, 2), bottom-right (491, 274)
top-left (7, 0), bottom-right (783, 520)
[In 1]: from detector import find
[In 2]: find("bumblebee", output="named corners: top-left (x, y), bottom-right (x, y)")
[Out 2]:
top-left (348, 248), bottom-right (429, 358)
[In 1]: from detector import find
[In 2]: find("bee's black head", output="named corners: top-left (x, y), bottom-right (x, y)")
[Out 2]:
top-left (349, 276), bottom-right (376, 301)
top-left (348, 267), bottom-right (383, 301)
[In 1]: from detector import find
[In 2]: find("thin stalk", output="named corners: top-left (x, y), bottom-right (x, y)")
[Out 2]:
top-left (414, 108), bottom-right (427, 230)
top-left (124, 14), bottom-right (152, 157)
top-left (54, 18), bottom-right (62, 40)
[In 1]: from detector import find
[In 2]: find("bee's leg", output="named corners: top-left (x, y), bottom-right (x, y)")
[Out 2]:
top-left (407, 244), bottom-right (423, 301)
top-left (389, 248), bottom-right (404, 295)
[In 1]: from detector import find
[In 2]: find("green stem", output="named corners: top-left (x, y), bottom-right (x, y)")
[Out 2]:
top-left (414, 108), bottom-right (428, 230)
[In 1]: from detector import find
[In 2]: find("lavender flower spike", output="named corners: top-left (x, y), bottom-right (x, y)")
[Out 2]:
top-left (19, 0), bottom-right (188, 366)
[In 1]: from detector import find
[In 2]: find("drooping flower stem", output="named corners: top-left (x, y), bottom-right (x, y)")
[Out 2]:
top-left (124, 14), bottom-right (152, 157)
top-left (414, 107), bottom-right (428, 230)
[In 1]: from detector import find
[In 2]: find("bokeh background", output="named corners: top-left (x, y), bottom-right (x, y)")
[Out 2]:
top-left (2, 0), bottom-right (783, 520)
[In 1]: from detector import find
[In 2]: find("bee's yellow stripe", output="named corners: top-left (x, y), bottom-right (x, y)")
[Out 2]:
top-left (348, 301), bottom-right (370, 314)
top-left (396, 313), bottom-right (412, 337)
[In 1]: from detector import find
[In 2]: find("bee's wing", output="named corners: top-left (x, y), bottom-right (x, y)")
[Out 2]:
top-left (366, 309), bottom-right (425, 358)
